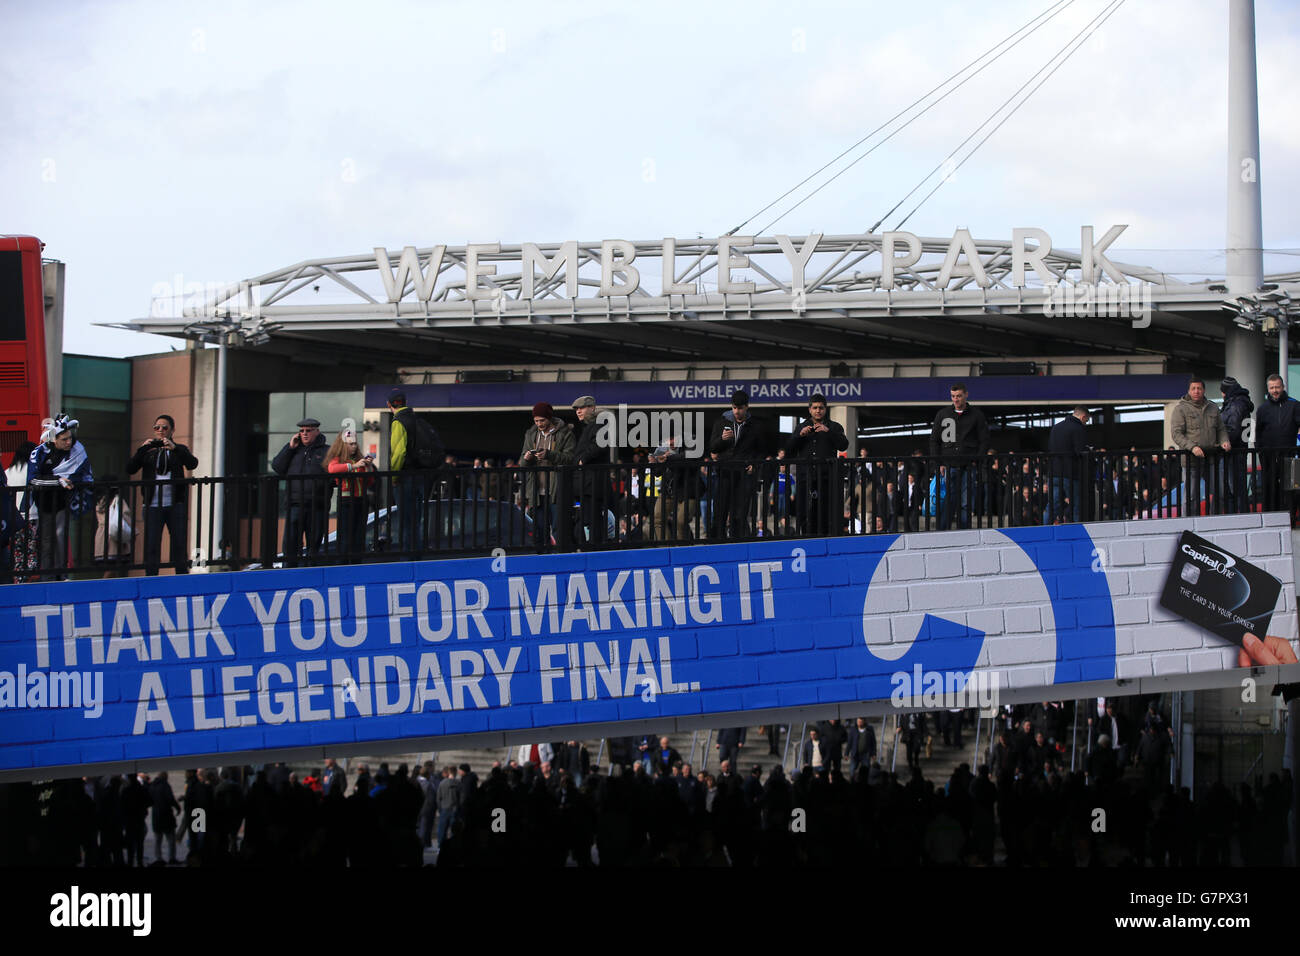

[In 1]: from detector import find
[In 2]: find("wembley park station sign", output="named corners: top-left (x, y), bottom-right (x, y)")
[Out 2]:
top-left (373, 225), bottom-right (1131, 303)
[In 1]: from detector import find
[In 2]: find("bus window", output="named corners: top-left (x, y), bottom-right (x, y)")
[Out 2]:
top-left (0, 251), bottom-right (26, 341)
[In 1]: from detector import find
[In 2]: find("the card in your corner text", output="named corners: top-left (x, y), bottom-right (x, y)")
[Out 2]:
top-left (1158, 531), bottom-right (1282, 647)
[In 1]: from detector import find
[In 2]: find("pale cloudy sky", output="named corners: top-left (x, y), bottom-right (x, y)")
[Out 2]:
top-left (3, 0), bottom-right (1297, 357)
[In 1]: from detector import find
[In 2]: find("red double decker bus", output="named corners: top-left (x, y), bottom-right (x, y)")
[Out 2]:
top-left (0, 235), bottom-right (59, 455)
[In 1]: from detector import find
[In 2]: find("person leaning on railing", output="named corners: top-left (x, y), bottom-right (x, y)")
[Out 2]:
top-left (271, 416), bottom-right (332, 567)
top-left (929, 382), bottom-right (990, 530)
top-left (1169, 377), bottom-right (1229, 515)
top-left (784, 392), bottom-right (848, 536)
top-left (29, 414), bottom-right (94, 580)
top-left (1044, 407), bottom-right (1089, 525)
top-left (325, 423), bottom-right (376, 559)
top-left (519, 402), bottom-right (575, 544)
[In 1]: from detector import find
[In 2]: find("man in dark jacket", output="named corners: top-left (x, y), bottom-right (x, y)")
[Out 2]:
top-left (1044, 406), bottom-right (1089, 524)
top-left (1088, 700), bottom-right (1132, 766)
top-left (571, 395), bottom-right (613, 544)
top-left (1086, 735), bottom-right (1120, 788)
top-left (150, 771), bottom-right (180, 864)
top-left (715, 726), bottom-right (747, 767)
top-left (181, 769), bottom-right (214, 863)
top-left (845, 717), bottom-right (877, 777)
top-left (1011, 718), bottom-right (1036, 775)
top-left (649, 736), bottom-right (682, 776)
top-left (1255, 374), bottom-right (1300, 511)
top-left (435, 767), bottom-right (460, 846)
top-left (784, 393), bottom-right (849, 535)
top-left (121, 773), bottom-right (150, 867)
top-left (929, 382), bottom-right (990, 529)
top-left (676, 763), bottom-right (703, 816)
top-left (560, 740), bottom-right (591, 786)
top-left (271, 417), bottom-right (331, 567)
top-left (128, 414), bottom-right (199, 576)
top-left (1026, 731), bottom-right (1057, 776)
top-left (801, 726), bottom-right (834, 773)
top-left (817, 718), bottom-right (847, 774)
top-left (708, 390), bottom-right (769, 539)
top-left (1219, 377), bottom-right (1254, 513)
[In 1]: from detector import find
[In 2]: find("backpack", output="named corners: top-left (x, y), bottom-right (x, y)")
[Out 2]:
top-left (397, 408), bottom-right (444, 470)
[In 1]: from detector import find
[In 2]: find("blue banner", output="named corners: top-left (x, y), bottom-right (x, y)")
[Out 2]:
top-left (0, 515), bottom-right (1294, 776)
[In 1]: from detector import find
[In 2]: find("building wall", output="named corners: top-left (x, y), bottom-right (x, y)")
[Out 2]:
top-left (130, 351), bottom-right (197, 463)
top-left (62, 353), bottom-right (132, 481)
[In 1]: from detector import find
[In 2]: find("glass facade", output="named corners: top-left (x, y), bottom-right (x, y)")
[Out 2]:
top-left (266, 390), bottom-right (364, 470)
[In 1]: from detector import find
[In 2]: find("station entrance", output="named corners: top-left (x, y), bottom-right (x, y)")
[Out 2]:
top-left (363, 354), bottom-right (1191, 467)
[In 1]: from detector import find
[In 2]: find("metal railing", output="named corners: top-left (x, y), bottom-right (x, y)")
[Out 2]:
top-left (2, 447), bottom-right (1296, 582)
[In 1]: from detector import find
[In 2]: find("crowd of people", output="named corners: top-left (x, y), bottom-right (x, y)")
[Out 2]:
top-left (3, 373), bottom-right (1299, 578)
top-left (1, 698), bottom-right (1289, 867)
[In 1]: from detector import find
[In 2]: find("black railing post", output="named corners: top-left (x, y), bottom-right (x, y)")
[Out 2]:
top-left (555, 465), bottom-right (574, 553)
top-left (259, 474), bottom-right (279, 568)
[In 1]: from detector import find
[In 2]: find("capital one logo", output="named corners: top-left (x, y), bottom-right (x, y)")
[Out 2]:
top-left (1180, 542), bottom-right (1237, 579)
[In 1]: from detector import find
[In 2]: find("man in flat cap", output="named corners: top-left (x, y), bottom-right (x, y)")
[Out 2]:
top-left (571, 395), bottom-right (615, 545)
top-left (272, 415), bottom-right (332, 566)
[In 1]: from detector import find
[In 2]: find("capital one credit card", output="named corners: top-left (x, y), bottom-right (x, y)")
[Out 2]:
top-left (1158, 531), bottom-right (1282, 646)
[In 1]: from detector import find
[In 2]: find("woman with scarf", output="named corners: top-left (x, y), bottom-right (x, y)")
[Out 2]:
top-left (325, 420), bottom-right (376, 560)
top-left (29, 414), bottom-right (94, 578)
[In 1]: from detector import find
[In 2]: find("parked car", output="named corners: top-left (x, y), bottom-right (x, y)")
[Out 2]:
top-left (372, 497), bottom-right (540, 552)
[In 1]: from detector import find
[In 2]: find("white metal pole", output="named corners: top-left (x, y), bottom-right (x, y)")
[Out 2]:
top-left (1224, 0), bottom-right (1265, 391)
top-left (213, 333), bottom-right (227, 564)
top-left (1280, 320), bottom-right (1289, 383)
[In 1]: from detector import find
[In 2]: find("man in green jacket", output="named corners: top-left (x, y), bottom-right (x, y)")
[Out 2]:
top-left (388, 387), bottom-right (444, 556)
top-left (1169, 377), bottom-right (1230, 514)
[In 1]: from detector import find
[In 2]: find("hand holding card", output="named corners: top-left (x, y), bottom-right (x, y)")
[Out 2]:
top-left (1238, 633), bottom-right (1299, 668)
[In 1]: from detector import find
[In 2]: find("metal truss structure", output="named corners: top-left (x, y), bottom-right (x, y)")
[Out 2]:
top-left (106, 234), bottom-right (1300, 368)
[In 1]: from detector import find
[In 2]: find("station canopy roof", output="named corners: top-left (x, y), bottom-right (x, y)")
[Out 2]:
top-left (105, 231), bottom-right (1299, 371)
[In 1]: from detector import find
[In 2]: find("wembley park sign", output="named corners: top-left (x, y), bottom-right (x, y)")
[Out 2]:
top-left (374, 225), bottom-right (1131, 303)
